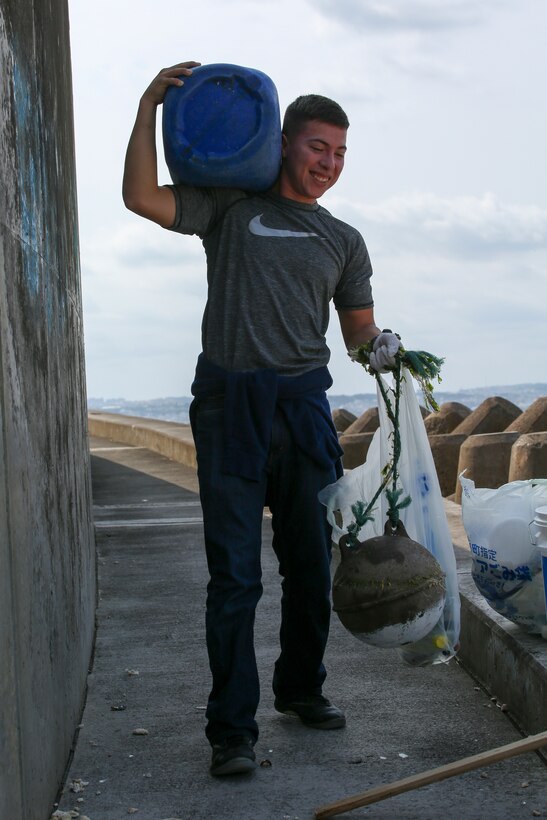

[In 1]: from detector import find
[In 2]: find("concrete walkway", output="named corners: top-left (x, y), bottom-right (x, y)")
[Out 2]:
top-left (55, 431), bottom-right (547, 819)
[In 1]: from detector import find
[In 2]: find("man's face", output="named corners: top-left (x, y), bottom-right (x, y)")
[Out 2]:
top-left (279, 120), bottom-right (347, 204)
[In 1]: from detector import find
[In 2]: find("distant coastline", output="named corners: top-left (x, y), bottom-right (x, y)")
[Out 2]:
top-left (87, 383), bottom-right (547, 426)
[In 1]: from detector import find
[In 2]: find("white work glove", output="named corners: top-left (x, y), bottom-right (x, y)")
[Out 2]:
top-left (369, 330), bottom-right (402, 372)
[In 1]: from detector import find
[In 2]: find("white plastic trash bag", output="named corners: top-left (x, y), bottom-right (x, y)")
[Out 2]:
top-left (320, 369), bottom-right (460, 666)
top-left (460, 475), bottom-right (547, 635)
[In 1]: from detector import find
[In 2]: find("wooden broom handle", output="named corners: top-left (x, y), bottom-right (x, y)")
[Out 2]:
top-left (315, 730), bottom-right (547, 818)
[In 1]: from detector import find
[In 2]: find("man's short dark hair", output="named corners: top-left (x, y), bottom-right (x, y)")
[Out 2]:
top-left (282, 94), bottom-right (350, 137)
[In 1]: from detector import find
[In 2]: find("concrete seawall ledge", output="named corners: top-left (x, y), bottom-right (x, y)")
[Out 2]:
top-left (87, 411), bottom-right (547, 739)
top-left (88, 410), bottom-right (197, 469)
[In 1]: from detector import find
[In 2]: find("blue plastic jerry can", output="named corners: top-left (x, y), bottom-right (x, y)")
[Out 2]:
top-left (162, 63), bottom-right (282, 191)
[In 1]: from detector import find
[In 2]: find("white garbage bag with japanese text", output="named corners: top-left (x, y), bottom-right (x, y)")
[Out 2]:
top-left (459, 475), bottom-right (547, 635)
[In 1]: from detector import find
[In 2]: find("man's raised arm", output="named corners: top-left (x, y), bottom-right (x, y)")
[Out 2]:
top-left (122, 61), bottom-right (201, 228)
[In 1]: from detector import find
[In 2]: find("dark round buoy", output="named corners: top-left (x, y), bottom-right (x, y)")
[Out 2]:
top-left (333, 520), bottom-right (446, 647)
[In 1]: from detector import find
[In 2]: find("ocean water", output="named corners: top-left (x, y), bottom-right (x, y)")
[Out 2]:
top-left (88, 383), bottom-right (547, 426)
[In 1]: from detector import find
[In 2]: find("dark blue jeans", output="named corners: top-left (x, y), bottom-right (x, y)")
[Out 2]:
top-left (191, 395), bottom-right (339, 744)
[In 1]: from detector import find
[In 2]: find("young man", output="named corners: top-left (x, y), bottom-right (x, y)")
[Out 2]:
top-left (123, 61), bottom-right (401, 776)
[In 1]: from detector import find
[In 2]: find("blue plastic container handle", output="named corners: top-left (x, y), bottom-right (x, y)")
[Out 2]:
top-left (162, 63), bottom-right (282, 191)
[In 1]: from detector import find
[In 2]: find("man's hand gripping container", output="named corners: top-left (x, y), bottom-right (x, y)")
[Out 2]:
top-left (162, 63), bottom-right (282, 191)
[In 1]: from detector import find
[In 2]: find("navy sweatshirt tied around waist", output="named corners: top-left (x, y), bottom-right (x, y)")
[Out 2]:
top-left (190, 354), bottom-right (343, 482)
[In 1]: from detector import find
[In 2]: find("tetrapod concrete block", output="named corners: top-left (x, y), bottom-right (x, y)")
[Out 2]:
top-left (344, 406), bottom-right (379, 435)
top-left (508, 432), bottom-right (547, 481)
top-left (455, 431), bottom-right (521, 503)
top-left (331, 407), bottom-right (357, 433)
top-left (452, 396), bottom-right (521, 436)
top-left (424, 401), bottom-right (471, 435)
top-left (428, 433), bottom-right (467, 497)
top-left (339, 432), bottom-right (375, 470)
top-left (506, 397), bottom-right (547, 434)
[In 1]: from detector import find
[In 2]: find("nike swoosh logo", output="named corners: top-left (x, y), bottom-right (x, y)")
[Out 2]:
top-left (248, 214), bottom-right (320, 239)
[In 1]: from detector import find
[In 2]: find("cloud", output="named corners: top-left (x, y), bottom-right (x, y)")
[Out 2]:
top-left (309, 0), bottom-right (508, 86)
top-left (313, 0), bottom-right (498, 33)
top-left (382, 51), bottom-right (467, 82)
top-left (329, 192), bottom-right (547, 258)
top-left (322, 188), bottom-right (547, 392)
top-left (79, 219), bottom-right (207, 374)
top-left (106, 221), bottom-right (204, 268)
top-left (80, 220), bottom-right (207, 298)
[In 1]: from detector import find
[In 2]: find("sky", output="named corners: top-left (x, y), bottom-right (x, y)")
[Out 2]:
top-left (68, 0), bottom-right (547, 400)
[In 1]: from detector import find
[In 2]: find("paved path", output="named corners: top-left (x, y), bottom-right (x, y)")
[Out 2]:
top-left (55, 436), bottom-right (546, 820)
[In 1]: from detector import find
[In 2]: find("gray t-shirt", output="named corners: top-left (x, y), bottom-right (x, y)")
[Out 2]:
top-left (168, 185), bottom-right (373, 375)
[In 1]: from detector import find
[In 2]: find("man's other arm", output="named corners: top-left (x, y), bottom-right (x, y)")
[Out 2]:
top-left (339, 308), bottom-right (403, 372)
top-left (338, 307), bottom-right (381, 350)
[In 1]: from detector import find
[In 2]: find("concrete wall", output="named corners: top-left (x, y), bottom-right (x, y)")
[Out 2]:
top-left (0, 2), bottom-right (96, 818)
